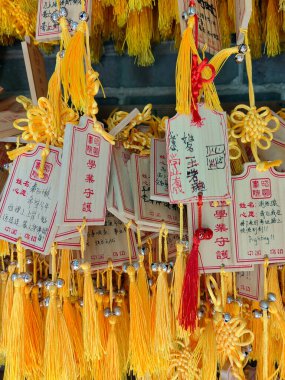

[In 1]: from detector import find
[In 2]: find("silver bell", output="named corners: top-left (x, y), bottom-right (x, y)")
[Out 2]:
top-left (151, 262), bottom-right (158, 272)
top-left (59, 7), bottom-right (68, 18)
top-left (133, 262), bottom-right (139, 271)
top-left (21, 272), bottom-right (32, 284)
top-left (227, 295), bottom-right (234, 304)
top-left (70, 21), bottom-right (78, 31)
top-left (160, 263), bottom-right (168, 272)
top-left (117, 288), bottom-right (126, 296)
top-left (122, 263), bottom-right (128, 273)
top-left (11, 273), bottom-right (19, 282)
top-left (139, 246), bottom-right (148, 256)
top-left (148, 278), bottom-right (154, 287)
top-left (187, 6), bottom-right (196, 16)
top-left (223, 313), bottom-right (231, 322)
top-left (241, 347), bottom-right (249, 358)
top-left (236, 297), bottom-right (243, 307)
top-left (114, 306), bottom-right (121, 316)
top-left (51, 10), bottom-right (60, 24)
top-left (26, 257), bottom-right (33, 265)
top-left (244, 344), bottom-right (253, 353)
top-left (252, 309), bottom-right (262, 318)
top-left (235, 53), bottom-right (244, 63)
top-left (167, 261), bottom-right (174, 273)
top-left (71, 259), bottom-right (81, 271)
top-left (79, 11), bottom-right (89, 22)
top-left (197, 308), bottom-right (204, 319)
top-left (44, 280), bottom-right (56, 289)
top-left (259, 300), bottom-right (269, 310)
top-left (56, 278), bottom-right (65, 288)
top-left (78, 298), bottom-right (84, 307)
top-left (37, 279), bottom-right (44, 288)
top-left (267, 292), bottom-right (276, 302)
top-left (42, 297), bottom-right (50, 307)
top-left (104, 307), bottom-right (111, 318)
top-left (238, 44), bottom-right (248, 54)
top-left (96, 287), bottom-right (105, 296)
top-left (181, 11), bottom-right (188, 21)
top-left (59, 49), bottom-right (65, 58)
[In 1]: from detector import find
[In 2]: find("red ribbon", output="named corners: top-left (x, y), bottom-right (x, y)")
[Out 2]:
top-left (191, 55), bottom-right (216, 125)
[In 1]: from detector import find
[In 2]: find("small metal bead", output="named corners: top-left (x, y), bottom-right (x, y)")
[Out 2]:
top-left (259, 300), bottom-right (269, 310)
top-left (187, 6), bottom-right (196, 16)
top-left (236, 297), bottom-right (243, 307)
top-left (267, 292), bottom-right (276, 302)
top-left (200, 304), bottom-right (207, 313)
top-left (79, 11), bottom-right (89, 22)
top-left (42, 297), bottom-right (50, 307)
top-left (238, 44), bottom-right (248, 54)
top-left (70, 259), bottom-right (81, 271)
top-left (223, 313), bottom-right (231, 322)
top-left (139, 246), bottom-right (148, 256)
top-left (122, 263), bottom-right (128, 273)
top-left (37, 279), bottom-right (44, 288)
top-left (59, 50), bottom-right (65, 58)
top-left (148, 278), bottom-right (154, 287)
top-left (133, 262), bottom-right (139, 271)
top-left (167, 261), bottom-right (174, 274)
top-left (78, 298), bottom-right (83, 307)
top-left (44, 280), bottom-right (56, 289)
top-left (197, 308), bottom-right (204, 319)
top-left (103, 307), bottom-right (111, 318)
top-left (160, 263), bottom-right (168, 272)
top-left (235, 53), bottom-right (244, 63)
top-left (59, 7), bottom-right (68, 18)
top-left (21, 272), bottom-right (32, 284)
top-left (252, 309), bottom-right (262, 318)
top-left (51, 10), bottom-right (60, 24)
top-left (241, 347), bottom-right (249, 357)
top-left (11, 273), bottom-right (18, 282)
top-left (244, 344), bottom-right (253, 353)
top-left (227, 295), bottom-right (234, 304)
top-left (181, 11), bottom-right (188, 21)
top-left (56, 278), bottom-right (65, 289)
top-left (70, 20), bottom-right (78, 31)
top-left (113, 306), bottom-right (121, 316)
top-left (26, 257), bottom-right (32, 265)
top-left (117, 288), bottom-right (126, 296)
top-left (151, 262), bottom-right (158, 272)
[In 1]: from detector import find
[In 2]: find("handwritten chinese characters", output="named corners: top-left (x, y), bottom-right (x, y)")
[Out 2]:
top-left (232, 164), bottom-right (285, 264)
top-left (57, 116), bottom-right (112, 226)
top-left (85, 213), bottom-right (137, 270)
top-left (36, 0), bottom-right (90, 41)
top-left (150, 139), bottom-right (170, 202)
top-left (0, 144), bottom-right (61, 254)
top-left (236, 265), bottom-right (263, 301)
top-left (130, 154), bottom-right (180, 231)
top-left (166, 105), bottom-right (231, 204)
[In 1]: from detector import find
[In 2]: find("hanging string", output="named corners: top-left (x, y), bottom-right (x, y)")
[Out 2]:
top-left (125, 221), bottom-right (133, 264)
top-left (178, 203), bottom-right (183, 241)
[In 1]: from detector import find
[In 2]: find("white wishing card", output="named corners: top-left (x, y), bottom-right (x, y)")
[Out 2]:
top-left (56, 237), bottom-right (81, 250)
top-left (55, 226), bottom-right (80, 242)
top-left (0, 144), bottom-right (61, 254)
top-left (57, 116), bottom-right (112, 226)
top-left (187, 202), bottom-right (253, 273)
top-left (231, 163), bottom-right (285, 264)
top-left (166, 104), bottom-right (231, 204)
top-left (130, 154), bottom-right (180, 232)
top-left (85, 214), bottom-right (137, 270)
top-left (36, 0), bottom-right (91, 42)
top-left (236, 265), bottom-right (264, 301)
top-left (150, 138), bottom-right (169, 202)
top-left (112, 143), bottom-right (135, 219)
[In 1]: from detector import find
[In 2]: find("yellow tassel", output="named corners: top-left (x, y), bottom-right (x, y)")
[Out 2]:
top-left (92, 0), bottom-right (104, 31)
top-left (127, 265), bottom-right (152, 377)
top-left (4, 278), bottom-right (25, 380)
top-left (115, 294), bottom-right (129, 375)
top-left (113, 0), bottom-right (128, 27)
top-left (265, 0), bottom-right (281, 57)
top-left (103, 316), bottom-right (120, 380)
top-left (59, 249), bottom-right (71, 300)
top-left (158, 0), bottom-right (176, 39)
top-left (31, 286), bottom-right (43, 342)
top-left (137, 254), bottom-right (151, 333)
top-left (0, 271), bottom-right (8, 344)
top-left (95, 291), bottom-right (109, 351)
top-left (218, 0), bottom-right (231, 48)
top-left (201, 321), bottom-right (217, 380)
top-left (81, 262), bottom-right (103, 365)
top-left (0, 262), bottom-right (16, 356)
top-left (44, 285), bottom-right (77, 380)
top-left (227, 0), bottom-right (236, 23)
top-left (248, 0), bottom-right (262, 59)
top-left (128, 0), bottom-right (143, 12)
top-left (59, 16), bottom-right (71, 51)
top-left (61, 21), bottom-right (87, 111)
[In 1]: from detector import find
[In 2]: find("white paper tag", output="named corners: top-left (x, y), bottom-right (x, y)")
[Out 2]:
top-left (130, 154), bottom-right (180, 231)
top-left (57, 116), bottom-right (112, 226)
top-left (188, 201), bottom-right (253, 273)
top-left (112, 144), bottom-right (135, 218)
top-left (109, 109), bottom-right (139, 137)
top-left (0, 144), bottom-right (61, 254)
top-left (236, 265), bottom-right (264, 301)
top-left (85, 214), bottom-right (137, 270)
top-left (232, 163), bottom-right (285, 264)
top-left (35, 0), bottom-right (91, 42)
top-left (166, 105), bottom-right (231, 204)
top-left (150, 138), bottom-right (169, 202)
top-left (54, 226), bottom-right (80, 242)
top-left (56, 237), bottom-right (81, 250)
top-left (235, 0), bottom-right (252, 45)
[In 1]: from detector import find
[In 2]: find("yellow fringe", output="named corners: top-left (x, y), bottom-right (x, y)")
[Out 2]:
top-left (265, 0), bottom-right (281, 57)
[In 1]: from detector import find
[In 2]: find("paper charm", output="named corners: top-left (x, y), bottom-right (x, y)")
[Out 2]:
top-left (107, 171), bottom-right (128, 224)
top-left (166, 104), bottom-right (231, 204)
top-left (57, 116), bottom-right (112, 226)
top-left (231, 163), bottom-right (285, 264)
top-left (0, 144), bottom-right (61, 254)
top-left (236, 265), bottom-right (264, 301)
top-left (150, 138), bottom-right (169, 202)
top-left (188, 201), bottom-right (253, 273)
top-left (111, 143), bottom-right (135, 219)
top-left (130, 154), bottom-right (180, 232)
top-left (56, 237), bottom-right (82, 250)
top-left (54, 226), bottom-right (80, 242)
top-left (85, 213), bottom-right (137, 270)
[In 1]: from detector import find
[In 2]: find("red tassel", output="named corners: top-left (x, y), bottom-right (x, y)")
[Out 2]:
top-left (178, 228), bottom-right (213, 332)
